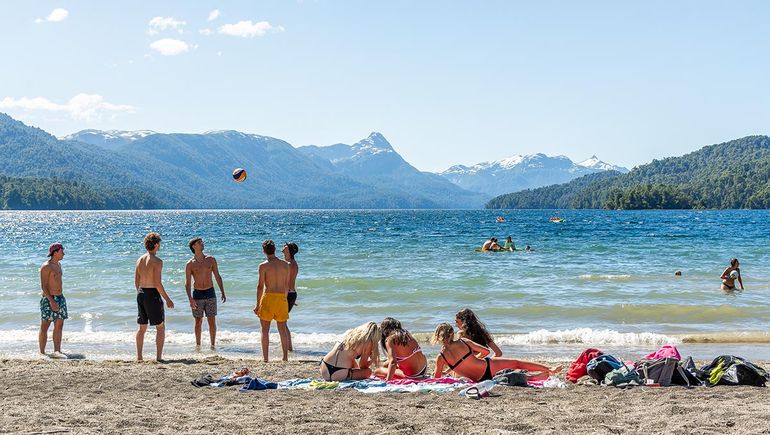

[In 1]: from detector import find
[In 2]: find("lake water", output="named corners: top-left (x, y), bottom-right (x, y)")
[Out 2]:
top-left (2, 209), bottom-right (770, 361)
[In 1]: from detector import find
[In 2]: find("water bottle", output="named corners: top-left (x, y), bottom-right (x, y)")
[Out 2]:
top-left (476, 379), bottom-right (496, 396)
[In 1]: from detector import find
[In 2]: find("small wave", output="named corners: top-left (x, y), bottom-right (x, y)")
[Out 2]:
top-left (0, 329), bottom-right (343, 347)
top-left (495, 328), bottom-right (679, 346)
top-left (578, 274), bottom-right (633, 281)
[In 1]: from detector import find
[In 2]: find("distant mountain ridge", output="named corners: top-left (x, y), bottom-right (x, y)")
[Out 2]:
top-left (486, 135), bottom-right (770, 210)
top-left (62, 129), bottom-right (157, 150)
top-left (440, 153), bottom-right (628, 197)
top-left (0, 114), bottom-right (483, 209)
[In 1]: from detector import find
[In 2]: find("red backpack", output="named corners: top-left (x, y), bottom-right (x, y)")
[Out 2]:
top-left (566, 348), bottom-right (604, 383)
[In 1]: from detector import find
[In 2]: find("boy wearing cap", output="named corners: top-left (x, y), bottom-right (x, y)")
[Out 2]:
top-left (39, 243), bottom-right (67, 358)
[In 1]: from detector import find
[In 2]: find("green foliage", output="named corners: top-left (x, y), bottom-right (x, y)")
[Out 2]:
top-left (487, 136), bottom-right (770, 210)
top-left (0, 175), bottom-right (161, 210)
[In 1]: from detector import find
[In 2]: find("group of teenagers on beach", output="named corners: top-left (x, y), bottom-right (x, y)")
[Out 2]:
top-left (320, 311), bottom-right (562, 383)
top-left (38, 233), bottom-right (301, 361)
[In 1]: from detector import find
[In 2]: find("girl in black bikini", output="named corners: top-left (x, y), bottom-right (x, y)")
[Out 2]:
top-left (320, 322), bottom-right (381, 381)
top-left (376, 317), bottom-right (429, 381)
top-left (456, 308), bottom-right (503, 357)
top-left (431, 323), bottom-right (560, 382)
top-left (720, 258), bottom-right (744, 291)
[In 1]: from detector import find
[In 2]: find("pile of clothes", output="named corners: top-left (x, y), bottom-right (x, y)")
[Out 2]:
top-left (565, 345), bottom-right (770, 388)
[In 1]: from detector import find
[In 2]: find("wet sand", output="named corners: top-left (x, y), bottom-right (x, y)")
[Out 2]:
top-left (1, 357), bottom-right (767, 434)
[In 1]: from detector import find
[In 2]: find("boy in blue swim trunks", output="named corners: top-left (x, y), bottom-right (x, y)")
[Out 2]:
top-left (39, 243), bottom-right (68, 358)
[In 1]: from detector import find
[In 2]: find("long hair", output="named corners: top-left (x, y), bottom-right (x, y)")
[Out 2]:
top-left (431, 323), bottom-right (455, 345)
top-left (456, 308), bottom-right (494, 347)
top-left (341, 322), bottom-right (381, 367)
top-left (380, 317), bottom-right (413, 351)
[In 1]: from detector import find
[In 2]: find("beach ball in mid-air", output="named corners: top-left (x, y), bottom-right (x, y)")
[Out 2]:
top-left (232, 168), bottom-right (247, 182)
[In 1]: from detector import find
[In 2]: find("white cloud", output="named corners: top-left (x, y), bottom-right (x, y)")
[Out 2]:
top-left (218, 20), bottom-right (283, 38)
top-left (199, 28), bottom-right (212, 36)
top-left (217, 51), bottom-right (222, 56)
top-left (35, 8), bottom-right (68, 23)
top-left (207, 9), bottom-right (220, 21)
top-left (147, 16), bottom-right (186, 35)
top-left (0, 94), bottom-right (136, 122)
top-left (149, 38), bottom-right (190, 56)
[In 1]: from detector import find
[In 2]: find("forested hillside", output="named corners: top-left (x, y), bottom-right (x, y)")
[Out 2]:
top-left (487, 136), bottom-right (770, 209)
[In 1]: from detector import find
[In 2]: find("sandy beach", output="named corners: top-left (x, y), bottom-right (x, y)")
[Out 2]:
top-left (2, 356), bottom-right (768, 434)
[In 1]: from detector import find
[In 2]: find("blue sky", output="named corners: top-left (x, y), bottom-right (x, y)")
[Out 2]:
top-left (1, 1), bottom-right (769, 172)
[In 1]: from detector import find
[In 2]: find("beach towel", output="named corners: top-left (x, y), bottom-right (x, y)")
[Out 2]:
top-left (277, 377), bottom-right (470, 393)
top-left (239, 378), bottom-right (278, 391)
top-left (643, 345), bottom-right (681, 361)
top-left (566, 348), bottom-right (603, 383)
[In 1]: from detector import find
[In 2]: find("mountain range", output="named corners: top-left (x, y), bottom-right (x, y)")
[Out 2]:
top-left (439, 153), bottom-right (627, 197)
top-left (0, 112), bottom-right (627, 209)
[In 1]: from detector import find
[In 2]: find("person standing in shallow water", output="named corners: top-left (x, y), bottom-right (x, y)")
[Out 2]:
top-left (282, 242), bottom-right (299, 352)
top-left (39, 243), bottom-right (68, 358)
top-left (185, 237), bottom-right (226, 349)
top-left (253, 240), bottom-right (291, 362)
top-left (135, 233), bottom-right (175, 362)
top-left (720, 258), bottom-right (744, 291)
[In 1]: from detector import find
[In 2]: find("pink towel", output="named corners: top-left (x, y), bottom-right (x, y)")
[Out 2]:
top-left (643, 345), bottom-right (681, 360)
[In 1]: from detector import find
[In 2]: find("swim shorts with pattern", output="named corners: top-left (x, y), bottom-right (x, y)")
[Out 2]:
top-left (40, 295), bottom-right (68, 321)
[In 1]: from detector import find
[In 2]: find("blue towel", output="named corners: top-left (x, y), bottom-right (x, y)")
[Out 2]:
top-left (239, 378), bottom-right (279, 391)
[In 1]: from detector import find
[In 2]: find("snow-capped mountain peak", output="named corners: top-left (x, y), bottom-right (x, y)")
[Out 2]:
top-left (61, 129), bottom-right (157, 142)
top-left (577, 155), bottom-right (629, 172)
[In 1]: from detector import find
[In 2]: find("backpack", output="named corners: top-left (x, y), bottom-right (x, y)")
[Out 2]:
top-left (698, 355), bottom-right (770, 387)
top-left (635, 357), bottom-right (678, 387)
top-left (586, 354), bottom-right (623, 384)
top-left (604, 364), bottom-right (643, 387)
top-left (566, 348), bottom-right (604, 383)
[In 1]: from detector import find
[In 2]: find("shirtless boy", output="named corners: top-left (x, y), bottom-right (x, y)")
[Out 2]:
top-left (185, 237), bottom-right (226, 349)
top-left (282, 242), bottom-right (299, 352)
top-left (39, 243), bottom-right (68, 358)
top-left (253, 240), bottom-right (291, 362)
top-left (135, 232), bottom-right (174, 361)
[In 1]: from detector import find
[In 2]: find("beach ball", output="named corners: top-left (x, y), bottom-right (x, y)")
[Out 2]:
top-left (232, 168), bottom-right (247, 182)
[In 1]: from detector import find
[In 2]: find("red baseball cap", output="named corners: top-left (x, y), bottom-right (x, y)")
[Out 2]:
top-left (47, 243), bottom-right (64, 257)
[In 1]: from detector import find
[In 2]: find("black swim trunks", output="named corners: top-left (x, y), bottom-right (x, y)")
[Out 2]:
top-left (287, 291), bottom-right (297, 312)
top-left (137, 288), bottom-right (164, 325)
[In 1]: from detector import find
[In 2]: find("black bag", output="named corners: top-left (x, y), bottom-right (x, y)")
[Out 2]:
top-left (635, 357), bottom-right (677, 387)
top-left (670, 356), bottom-right (703, 386)
top-left (493, 369), bottom-right (530, 387)
top-left (698, 355), bottom-right (770, 387)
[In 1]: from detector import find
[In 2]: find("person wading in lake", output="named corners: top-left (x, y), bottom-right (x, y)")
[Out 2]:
top-left (253, 240), bottom-right (291, 362)
top-left (720, 258), bottom-right (744, 291)
top-left (282, 242), bottom-right (299, 352)
top-left (39, 243), bottom-right (68, 359)
top-left (185, 237), bottom-right (226, 349)
top-left (135, 232), bottom-right (175, 362)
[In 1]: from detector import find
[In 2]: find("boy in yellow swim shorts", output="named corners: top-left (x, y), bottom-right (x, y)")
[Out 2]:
top-left (253, 240), bottom-right (291, 362)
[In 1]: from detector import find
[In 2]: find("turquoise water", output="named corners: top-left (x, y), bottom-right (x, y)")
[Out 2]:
top-left (2, 209), bottom-right (770, 360)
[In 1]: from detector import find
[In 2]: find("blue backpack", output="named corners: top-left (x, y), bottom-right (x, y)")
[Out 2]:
top-left (586, 355), bottom-right (623, 383)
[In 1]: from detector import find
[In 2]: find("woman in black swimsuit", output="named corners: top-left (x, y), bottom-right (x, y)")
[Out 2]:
top-left (320, 322), bottom-right (381, 381)
top-left (456, 308), bottom-right (503, 357)
top-left (720, 258), bottom-right (744, 291)
top-left (431, 323), bottom-right (560, 382)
